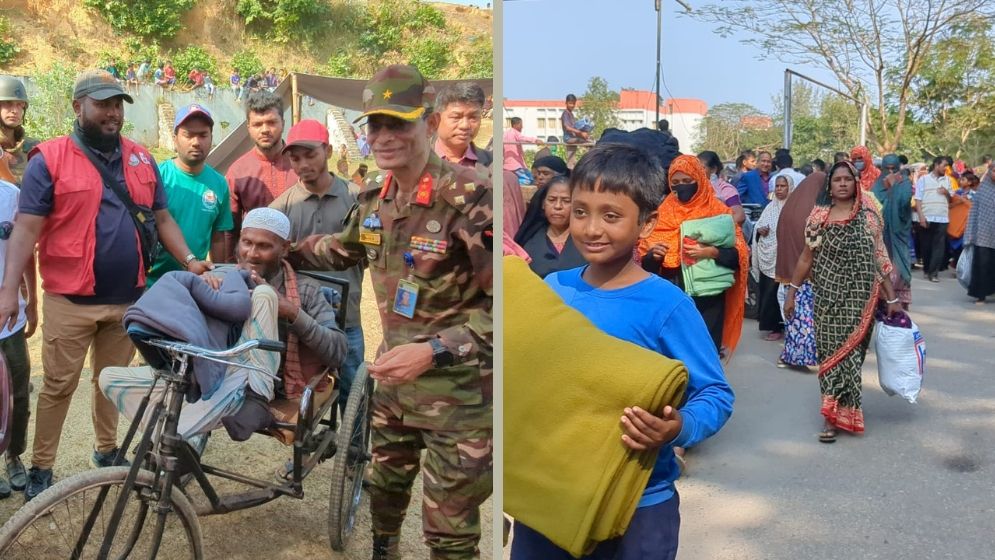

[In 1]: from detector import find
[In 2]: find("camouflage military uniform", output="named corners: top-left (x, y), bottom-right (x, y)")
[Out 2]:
top-left (295, 66), bottom-right (493, 560)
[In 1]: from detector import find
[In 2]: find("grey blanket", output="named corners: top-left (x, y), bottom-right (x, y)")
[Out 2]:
top-left (123, 269), bottom-right (253, 402)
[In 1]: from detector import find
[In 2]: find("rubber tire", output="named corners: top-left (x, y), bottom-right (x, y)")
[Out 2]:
top-left (0, 466), bottom-right (203, 559)
top-left (328, 364), bottom-right (372, 551)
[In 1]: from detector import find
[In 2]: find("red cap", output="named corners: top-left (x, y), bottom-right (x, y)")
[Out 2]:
top-left (283, 119), bottom-right (329, 153)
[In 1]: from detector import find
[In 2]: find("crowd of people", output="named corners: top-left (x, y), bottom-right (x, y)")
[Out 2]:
top-left (0, 65), bottom-right (495, 560)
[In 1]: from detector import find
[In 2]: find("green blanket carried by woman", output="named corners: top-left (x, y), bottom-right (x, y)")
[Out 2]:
top-left (680, 214), bottom-right (736, 296)
top-left (504, 256), bottom-right (688, 557)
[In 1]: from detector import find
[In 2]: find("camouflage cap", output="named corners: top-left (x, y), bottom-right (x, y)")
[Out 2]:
top-left (354, 65), bottom-right (435, 123)
top-left (73, 69), bottom-right (134, 104)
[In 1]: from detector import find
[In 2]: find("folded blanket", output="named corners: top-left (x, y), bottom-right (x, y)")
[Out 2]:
top-left (503, 257), bottom-right (688, 557)
top-left (681, 214), bottom-right (736, 297)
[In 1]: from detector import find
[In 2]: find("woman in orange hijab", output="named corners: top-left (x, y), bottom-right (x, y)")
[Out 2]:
top-left (639, 154), bottom-right (749, 358)
top-left (850, 145), bottom-right (880, 191)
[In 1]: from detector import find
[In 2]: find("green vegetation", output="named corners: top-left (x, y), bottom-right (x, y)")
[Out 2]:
top-left (23, 62), bottom-right (77, 140)
top-left (580, 77), bottom-right (620, 138)
top-left (82, 0), bottom-right (196, 39)
top-left (172, 46), bottom-right (216, 82)
top-left (404, 37), bottom-right (454, 80)
top-left (231, 49), bottom-right (264, 79)
top-left (236, 0), bottom-right (331, 44)
top-left (0, 16), bottom-right (18, 66)
top-left (460, 35), bottom-right (493, 78)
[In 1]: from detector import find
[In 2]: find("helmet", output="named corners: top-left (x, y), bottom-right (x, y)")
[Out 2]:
top-left (0, 76), bottom-right (28, 106)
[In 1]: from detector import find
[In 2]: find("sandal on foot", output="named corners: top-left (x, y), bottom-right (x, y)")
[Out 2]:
top-left (764, 332), bottom-right (784, 342)
top-left (818, 429), bottom-right (837, 444)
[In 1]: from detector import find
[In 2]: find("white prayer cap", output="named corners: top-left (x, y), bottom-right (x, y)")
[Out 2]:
top-left (242, 208), bottom-right (291, 240)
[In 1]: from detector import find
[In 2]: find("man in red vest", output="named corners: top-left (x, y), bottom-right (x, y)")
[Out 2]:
top-left (0, 69), bottom-right (211, 501)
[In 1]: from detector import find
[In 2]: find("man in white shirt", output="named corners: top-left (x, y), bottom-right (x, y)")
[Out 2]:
top-left (914, 156), bottom-right (952, 282)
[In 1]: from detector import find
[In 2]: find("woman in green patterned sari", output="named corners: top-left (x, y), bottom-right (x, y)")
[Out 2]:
top-left (784, 161), bottom-right (903, 443)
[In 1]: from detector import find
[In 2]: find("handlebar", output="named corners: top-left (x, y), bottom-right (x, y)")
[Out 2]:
top-left (145, 338), bottom-right (286, 358)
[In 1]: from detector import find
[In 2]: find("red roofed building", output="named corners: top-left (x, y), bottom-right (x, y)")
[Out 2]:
top-left (504, 88), bottom-right (707, 152)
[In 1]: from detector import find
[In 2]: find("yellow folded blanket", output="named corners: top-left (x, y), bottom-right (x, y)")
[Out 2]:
top-left (503, 257), bottom-right (689, 557)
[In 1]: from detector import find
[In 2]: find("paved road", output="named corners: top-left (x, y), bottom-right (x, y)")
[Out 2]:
top-left (678, 273), bottom-right (995, 559)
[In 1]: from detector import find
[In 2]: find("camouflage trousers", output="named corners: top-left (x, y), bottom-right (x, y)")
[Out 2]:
top-left (367, 388), bottom-right (493, 560)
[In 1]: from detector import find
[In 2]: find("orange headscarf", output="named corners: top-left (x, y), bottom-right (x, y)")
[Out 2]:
top-left (638, 154), bottom-right (749, 357)
top-left (850, 145), bottom-right (880, 191)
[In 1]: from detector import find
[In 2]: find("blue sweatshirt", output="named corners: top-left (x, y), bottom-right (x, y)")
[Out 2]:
top-left (546, 267), bottom-right (735, 507)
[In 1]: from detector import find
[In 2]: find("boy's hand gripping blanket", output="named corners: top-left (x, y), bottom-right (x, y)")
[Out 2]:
top-left (680, 214), bottom-right (736, 297)
top-left (503, 257), bottom-right (689, 557)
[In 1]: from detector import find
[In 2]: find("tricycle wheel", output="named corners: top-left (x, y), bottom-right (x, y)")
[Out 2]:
top-left (328, 363), bottom-right (372, 551)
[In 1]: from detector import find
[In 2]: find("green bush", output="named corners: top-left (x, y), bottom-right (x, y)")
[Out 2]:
top-left (124, 37), bottom-right (160, 67)
top-left (410, 4), bottom-right (446, 30)
top-left (236, 0), bottom-right (330, 44)
top-left (83, 0), bottom-right (195, 39)
top-left (325, 51), bottom-right (357, 78)
top-left (231, 49), bottom-right (264, 79)
top-left (404, 37), bottom-right (453, 79)
top-left (24, 62), bottom-right (78, 140)
top-left (460, 35), bottom-right (492, 78)
top-left (171, 46), bottom-right (216, 84)
top-left (0, 16), bottom-right (18, 66)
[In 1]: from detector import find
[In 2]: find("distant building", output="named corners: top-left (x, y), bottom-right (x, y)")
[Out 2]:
top-left (740, 115), bottom-right (774, 130)
top-left (504, 89), bottom-right (707, 151)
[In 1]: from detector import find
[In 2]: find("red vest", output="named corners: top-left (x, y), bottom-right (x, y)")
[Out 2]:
top-left (31, 136), bottom-right (157, 296)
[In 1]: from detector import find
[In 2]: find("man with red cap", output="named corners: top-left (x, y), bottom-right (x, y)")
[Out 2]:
top-left (149, 103), bottom-right (233, 285)
top-left (270, 119), bottom-right (366, 409)
top-left (0, 69), bottom-right (210, 501)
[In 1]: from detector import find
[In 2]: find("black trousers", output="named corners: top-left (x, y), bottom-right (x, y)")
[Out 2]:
top-left (921, 222), bottom-right (949, 276)
top-left (757, 274), bottom-right (783, 332)
top-left (0, 328), bottom-right (31, 458)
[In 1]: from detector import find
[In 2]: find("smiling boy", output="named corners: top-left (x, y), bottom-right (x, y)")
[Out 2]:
top-left (510, 144), bottom-right (735, 560)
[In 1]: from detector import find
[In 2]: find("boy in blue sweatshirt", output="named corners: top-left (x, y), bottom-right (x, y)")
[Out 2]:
top-left (511, 144), bottom-right (735, 560)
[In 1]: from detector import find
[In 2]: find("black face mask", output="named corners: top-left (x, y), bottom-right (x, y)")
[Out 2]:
top-left (674, 182), bottom-right (698, 203)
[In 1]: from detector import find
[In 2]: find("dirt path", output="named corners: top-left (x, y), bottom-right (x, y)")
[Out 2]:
top-left (0, 275), bottom-right (493, 558)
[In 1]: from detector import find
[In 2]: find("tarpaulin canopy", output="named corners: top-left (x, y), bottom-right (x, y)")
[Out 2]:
top-left (207, 72), bottom-right (493, 174)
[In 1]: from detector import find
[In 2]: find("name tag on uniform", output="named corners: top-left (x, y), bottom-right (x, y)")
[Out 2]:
top-left (359, 231), bottom-right (382, 245)
top-left (392, 279), bottom-right (419, 319)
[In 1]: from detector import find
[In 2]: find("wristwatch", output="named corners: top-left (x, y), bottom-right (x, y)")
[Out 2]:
top-left (182, 253), bottom-right (197, 269)
top-left (428, 338), bottom-right (454, 368)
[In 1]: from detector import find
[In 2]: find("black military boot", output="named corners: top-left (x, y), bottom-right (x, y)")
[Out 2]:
top-left (371, 534), bottom-right (401, 560)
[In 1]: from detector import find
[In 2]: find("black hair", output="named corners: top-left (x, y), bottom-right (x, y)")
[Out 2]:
top-left (833, 151), bottom-right (849, 163)
top-left (546, 135), bottom-right (559, 142)
top-left (774, 150), bottom-right (793, 170)
top-left (435, 82), bottom-right (486, 112)
top-left (569, 143), bottom-right (665, 223)
top-left (565, 94), bottom-right (577, 103)
top-left (740, 149), bottom-right (756, 159)
top-left (657, 119), bottom-right (669, 132)
top-left (983, 154), bottom-right (993, 164)
top-left (510, 116), bottom-right (522, 126)
top-left (800, 164), bottom-right (814, 176)
top-left (898, 155), bottom-right (909, 165)
top-left (244, 91), bottom-right (284, 119)
top-left (811, 158), bottom-right (827, 172)
top-left (942, 155), bottom-right (954, 166)
top-left (697, 150), bottom-right (723, 175)
top-left (735, 155), bottom-right (746, 169)
top-left (932, 155), bottom-right (946, 169)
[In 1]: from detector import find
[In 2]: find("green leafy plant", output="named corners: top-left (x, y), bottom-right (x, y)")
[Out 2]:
top-left (325, 50), bottom-right (357, 78)
top-left (404, 37), bottom-right (453, 79)
top-left (236, 0), bottom-right (330, 44)
top-left (24, 62), bottom-right (78, 140)
top-left (231, 49), bottom-right (264, 80)
top-left (171, 46), bottom-right (216, 83)
top-left (459, 35), bottom-right (492, 78)
top-left (0, 16), bottom-right (19, 66)
top-left (82, 0), bottom-right (195, 39)
top-left (410, 4), bottom-right (446, 30)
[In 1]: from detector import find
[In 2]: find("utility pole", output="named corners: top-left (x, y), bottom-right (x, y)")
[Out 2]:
top-left (655, 1), bottom-right (692, 128)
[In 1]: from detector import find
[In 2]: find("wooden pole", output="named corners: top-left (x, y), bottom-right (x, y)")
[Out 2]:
top-left (291, 73), bottom-right (301, 125)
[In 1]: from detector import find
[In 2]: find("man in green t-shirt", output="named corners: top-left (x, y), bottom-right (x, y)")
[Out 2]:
top-left (149, 104), bottom-right (233, 284)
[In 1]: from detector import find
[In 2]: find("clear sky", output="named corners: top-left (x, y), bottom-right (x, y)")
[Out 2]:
top-left (503, 0), bottom-right (841, 114)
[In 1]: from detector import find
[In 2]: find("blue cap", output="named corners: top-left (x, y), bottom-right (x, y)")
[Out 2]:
top-left (174, 103), bottom-right (214, 131)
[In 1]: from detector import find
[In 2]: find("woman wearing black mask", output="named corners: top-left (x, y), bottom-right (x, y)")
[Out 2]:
top-left (638, 155), bottom-right (749, 359)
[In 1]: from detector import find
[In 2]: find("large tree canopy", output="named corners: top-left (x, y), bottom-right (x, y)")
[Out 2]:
top-left (689, 0), bottom-right (994, 153)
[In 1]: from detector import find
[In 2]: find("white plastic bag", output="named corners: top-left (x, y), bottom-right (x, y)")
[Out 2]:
top-left (874, 319), bottom-right (925, 404)
top-left (957, 245), bottom-right (973, 290)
